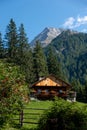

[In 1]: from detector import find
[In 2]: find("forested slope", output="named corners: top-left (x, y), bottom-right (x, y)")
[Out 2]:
top-left (45, 30), bottom-right (87, 84)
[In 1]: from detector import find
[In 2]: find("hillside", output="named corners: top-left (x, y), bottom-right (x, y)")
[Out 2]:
top-left (45, 30), bottom-right (87, 84)
top-left (30, 27), bottom-right (87, 84)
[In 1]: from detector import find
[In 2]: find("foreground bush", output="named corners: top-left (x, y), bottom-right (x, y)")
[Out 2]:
top-left (38, 98), bottom-right (87, 130)
top-left (0, 60), bottom-right (29, 127)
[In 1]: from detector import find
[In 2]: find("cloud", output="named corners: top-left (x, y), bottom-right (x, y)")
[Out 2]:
top-left (63, 17), bottom-right (75, 29)
top-left (63, 16), bottom-right (87, 29)
top-left (77, 16), bottom-right (87, 24)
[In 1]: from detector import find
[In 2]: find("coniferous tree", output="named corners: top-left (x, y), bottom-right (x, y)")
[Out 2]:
top-left (47, 47), bottom-right (62, 77)
top-left (24, 48), bottom-right (35, 84)
top-left (17, 23), bottom-right (29, 65)
top-left (18, 24), bottom-right (34, 84)
top-left (33, 41), bottom-right (48, 81)
top-left (5, 18), bottom-right (18, 61)
top-left (0, 32), bottom-right (4, 58)
top-left (84, 81), bottom-right (87, 102)
top-left (71, 79), bottom-right (84, 102)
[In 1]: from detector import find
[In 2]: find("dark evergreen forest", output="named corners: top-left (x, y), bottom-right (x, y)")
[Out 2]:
top-left (45, 30), bottom-right (87, 102)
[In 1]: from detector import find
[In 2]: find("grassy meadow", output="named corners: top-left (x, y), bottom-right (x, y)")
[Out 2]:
top-left (1, 100), bottom-right (87, 130)
top-left (1, 100), bottom-right (52, 130)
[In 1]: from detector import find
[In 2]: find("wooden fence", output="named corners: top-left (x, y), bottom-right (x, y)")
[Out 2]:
top-left (1, 108), bottom-right (87, 129)
top-left (13, 107), bottom-right (48, 127)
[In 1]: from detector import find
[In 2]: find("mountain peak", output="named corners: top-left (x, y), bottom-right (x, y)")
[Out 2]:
top-left (30, 27), bottom-right (63, 47)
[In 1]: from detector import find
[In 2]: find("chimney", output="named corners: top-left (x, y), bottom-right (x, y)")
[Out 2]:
top-left (39, 77), bottom-right (44, 80)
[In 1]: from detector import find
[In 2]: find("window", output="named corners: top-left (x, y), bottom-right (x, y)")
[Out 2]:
top-left (38, 89), bottom-right (41, 94)
top-left (59, 90), bottom-right (63, 93)
top-left (45, 89), bottom-right (49, 93)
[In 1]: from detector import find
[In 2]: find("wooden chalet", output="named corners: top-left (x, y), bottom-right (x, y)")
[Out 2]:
top-left (30, 75), bottom-right (72, 100)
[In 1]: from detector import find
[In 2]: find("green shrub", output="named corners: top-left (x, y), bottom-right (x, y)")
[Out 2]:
top-left (0, 60), bottom-right (29, 127)
top-left (38, 98), bottom-right (87, 130)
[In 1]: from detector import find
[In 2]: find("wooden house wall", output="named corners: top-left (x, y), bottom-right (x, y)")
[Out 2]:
top-left (34, 77), bottom-right (69, 88)
top-left (31, 76), bottom-right (71, 100)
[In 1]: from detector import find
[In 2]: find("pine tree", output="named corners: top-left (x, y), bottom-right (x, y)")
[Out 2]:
top-left (0, 32), bottom-right (4, 58)
top-left (71, 79), bottom-right (84, 102)
top-left (84, 81), bottom-right (87, 103)
top-left (17, 23), bottom-right (29, 64)
top-left (5, 18), bottom-right (18, 61)
top-left (24, 48), bottom-right (35, 84)
top-left (18, 24), bottom-right (34, 84)
top-left (33, 41), bottom-right (48, 81)
top-left (47, 47), bottom-right (62, 77)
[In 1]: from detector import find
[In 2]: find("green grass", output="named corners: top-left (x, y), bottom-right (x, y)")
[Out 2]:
top-left (2, 100), bottom-right (52, 130)
top-left (21, 100), bottom-right (52, 130)
top-left (1, 100), bottom-right (87, 130)
top-left (25, 100), bottom-right (52, 108)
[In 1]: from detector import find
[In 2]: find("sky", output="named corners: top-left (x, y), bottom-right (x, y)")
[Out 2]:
top-left (0, 0), bottom-right (87, 42)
